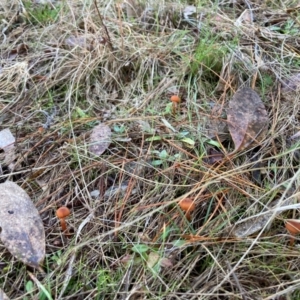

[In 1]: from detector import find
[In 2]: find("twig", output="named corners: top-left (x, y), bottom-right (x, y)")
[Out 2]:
top-left (93, 0), bottom-right (113, 51)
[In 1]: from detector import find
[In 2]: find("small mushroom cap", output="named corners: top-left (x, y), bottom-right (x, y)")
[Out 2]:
top-left (56, 206), bottom-right (70, 218)
top-left (179, 198), bottom-right (195, 212)
top-left (285, 219), bottom-right (300, 235)
top-left (170, 95), bottom-right (181, 103)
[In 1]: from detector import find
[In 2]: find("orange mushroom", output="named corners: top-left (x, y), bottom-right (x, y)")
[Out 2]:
top-left (170, 95), bottom-right (181, 115)
top-left (285, 219), bottom-right (300, 246)
top-left (56, 206), bottom-right (70, 235)
top-left (179, 198), bottom-right (195, 221)
top-left (170, 95), bottom-right (181, 103)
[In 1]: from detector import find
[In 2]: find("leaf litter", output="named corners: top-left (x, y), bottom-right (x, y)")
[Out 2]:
top-left (89, 123), bottom-right (112, 156)
top-left (2, 0), bottom-right (300, 298)
top-left (0, 181), bottom-right (45, 268)
top-left (227, 87), bottom-right (269, 152)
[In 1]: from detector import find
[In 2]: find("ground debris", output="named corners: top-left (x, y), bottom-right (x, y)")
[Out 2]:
top-left (228, 87), bottom-right (269, 152)
top-left (0, 181), bottom-right (45, 268)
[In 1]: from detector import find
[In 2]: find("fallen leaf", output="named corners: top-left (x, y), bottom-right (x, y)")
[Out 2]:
top-left (290, 131), bottom-right (300, 140)
top-left (223, 195), bottom-right (294, 238)
top-left (119, 254), bottom-right (133, 266)
top-left (0, 128), bottom-right (16, 170)
top-left (0, 289), bottom-right (10, 300)
top-left (136, 120), bottom-right (155, 134)
top-left (0, 181), bottom-right (45, 268)
top-left (90, 190), bottom-right (100, 199)
top-left (147, 251), bottom-right (160, 269)
top-left (161, 118), bottom-right (177, 133)
top-left (0, 128), bottom-right (15, 149)
top-left (206, 148), bottom-right (224, 165)
top-left (35, 179), bottom-right (49, 192)
top-left (89, 123), bottom-right (111, 156)
top-left (227, 88), bottom-right (269, 152)
top-left (103, 182), bottom-right (137, 200)
top-left (282, 73), bottom-right (300, 93)
top-left (64, 35), bottom-right (105, 51)
top-left (228, 214), bottom-right (271, 238)
top-left (160, 257), bottom-right (173, 268)
top-left (183, 5), bottom-right (197, 21)
top-left (181, 137), bottom-right (195, 148)
top-left (132, 244), bottom-right (149, 254)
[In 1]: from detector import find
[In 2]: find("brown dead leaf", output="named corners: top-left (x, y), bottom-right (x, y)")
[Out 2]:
top-left (227, 87), bottom-right (269, 152)
top-left (160, 257), bottom-right (173, 268)
top-left (206, 148), bottom-right (224, 164)
top-left (0, 181), bottom-right (45, 268)
top-left (89, 123), bottom-right (111, 156)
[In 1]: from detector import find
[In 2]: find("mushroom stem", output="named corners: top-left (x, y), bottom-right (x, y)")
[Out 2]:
top-left (60, 218), bottom-right (67, 232)
top-left (185, 212), bottom-right (191, 221)
top-left (172, 102), bottom-right (178, 115)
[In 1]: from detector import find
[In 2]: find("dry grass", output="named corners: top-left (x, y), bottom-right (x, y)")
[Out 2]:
top-left (1, 0), bottom-right (300, 299)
